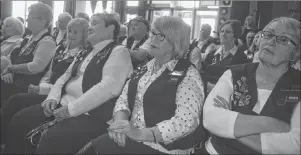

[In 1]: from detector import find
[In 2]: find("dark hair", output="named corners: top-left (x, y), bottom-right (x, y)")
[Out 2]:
top-left (75, 12), bottom-right (90, 22)
top-left (219, 20), bottom-right (242, 38)
top-left (92, 13), bottom-right (121, 42)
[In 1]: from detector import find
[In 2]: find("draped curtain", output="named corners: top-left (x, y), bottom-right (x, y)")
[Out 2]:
top-left (90, 0), bottom-right (98, 14)
top-left (64, 0), bottom-right (76, 17)
top-left (1, 0), bottom-right (12, 20)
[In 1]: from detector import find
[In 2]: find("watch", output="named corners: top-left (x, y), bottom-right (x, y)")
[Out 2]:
top-left (7, 66), bottom-right (13, 73)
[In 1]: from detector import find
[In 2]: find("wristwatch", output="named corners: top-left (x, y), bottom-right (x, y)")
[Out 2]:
top-left (6, 66), bottom-right (13, 73)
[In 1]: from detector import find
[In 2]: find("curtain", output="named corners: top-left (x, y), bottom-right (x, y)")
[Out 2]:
top-left (102, 0), bottom-right (107, 11)
top-left (90, 0), bottom-right (98, 14)
top-left (64, 0), bottom-right (76, 17)
top-left (1, 0), bottom-right (12, 20)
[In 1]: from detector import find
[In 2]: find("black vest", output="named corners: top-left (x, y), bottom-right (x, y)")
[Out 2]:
top-left (10, 33), bottom-right (52, 87)
top-left (126, 35), bottom-right (150, 69)
top-left (211, 63), bottom-right (300, 154)
top-left (49, 45), bottom-right (76, 84)
top-left (202, 46), bottom-right (248, 84)
top-left (127, 59), bottom-right (207, 151)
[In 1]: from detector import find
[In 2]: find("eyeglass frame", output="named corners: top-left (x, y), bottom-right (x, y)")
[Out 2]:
top-left (261, 30), bottom-right (297, 46)
top-left (25, 119), bottom-right (58, 146)
top-left (149, 30), bottom-right (165, 41)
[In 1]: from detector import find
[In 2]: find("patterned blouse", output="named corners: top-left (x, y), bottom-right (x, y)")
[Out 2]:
top-left (114, 59), bottom-right (205, 154)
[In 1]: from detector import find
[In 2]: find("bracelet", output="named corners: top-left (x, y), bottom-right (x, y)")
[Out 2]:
top-left (150, 128), bottom-right (156, 143)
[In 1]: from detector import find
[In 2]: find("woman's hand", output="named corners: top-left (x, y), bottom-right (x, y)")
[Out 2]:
top-left (108, 120), bottom-right (145, 142)
top-left (1, 73), bottom-right (14, 84)
top-left (41, 99), bottom-right (58, 117)
top-left (28, 84), bottom-right (40, 94)
top-left (53, 106), bottom-right (71, 121)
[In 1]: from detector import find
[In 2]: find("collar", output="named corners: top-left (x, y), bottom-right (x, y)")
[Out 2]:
top-left (92, 39), bottom-right (114, 54)
top-left (58, 29), bottom-right (67, 35)
top-left (4, 35), bottom-right (22, 43)
top-left (147, 58), bottom-right (178, 72)
top-left (66, 46), bottom-right (80, 56)
top-left (30, 29), bottom-right (48, 42)
top-left (214, 45), bottom-right (238, 56)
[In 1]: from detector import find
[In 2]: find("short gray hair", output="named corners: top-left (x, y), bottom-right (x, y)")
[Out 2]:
top-left (67, 18), bottom-right (90, 48)
top-left (58, 12), bottom-right (73, 22)
top-left (264, 17), bottom-right (300, 53)
top-left (152, 16), bottom-right (191, 59)
top-left (3, 17), bottom-right (25, 36)
top-left (28, 2), bottom-right (53, 28)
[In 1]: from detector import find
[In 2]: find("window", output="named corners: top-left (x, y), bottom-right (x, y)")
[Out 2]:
top-left (127, 1), bottom-right (139, 7)
top-left (53, 1), bottom-right (65, 27)
top-left (85, 1), bottom-right (113, 18)
top-left (12, 1), bottom-right (38, 26)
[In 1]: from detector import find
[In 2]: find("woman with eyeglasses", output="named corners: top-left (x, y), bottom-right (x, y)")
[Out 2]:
top-left (77, 16), bottom-right (206, 155)
top-left (199, 17), bottom-right (300, 154)
top-left (202, 20), bottom-right (248, 93)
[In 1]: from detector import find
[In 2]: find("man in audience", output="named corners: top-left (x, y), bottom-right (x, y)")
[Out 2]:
top-left (122, 16), bottom-right (151, 69)
top-left (1, 2), bottom-right (56, 106)
top-left (17, 17), bottom-right (32, 38)
top-left (188, 24), bottom-right (215, 70)
top-left (52, 12), bottom-right (72, 46)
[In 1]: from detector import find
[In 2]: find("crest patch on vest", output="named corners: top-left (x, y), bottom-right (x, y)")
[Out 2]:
top-left (281, 85), bottom-right (301, 91)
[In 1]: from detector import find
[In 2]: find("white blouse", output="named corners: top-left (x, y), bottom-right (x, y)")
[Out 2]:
top-left (203, 70), bottom-right (300, 154)
top-left (114, 59), bottom-right (205, 154)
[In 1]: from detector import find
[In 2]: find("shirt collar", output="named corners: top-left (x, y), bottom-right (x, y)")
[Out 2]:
top-left (147, 58), bottom-right (179, 72)
top-left (58, 29), bottom-right (67, 36)
top-left (214, 45), bottom-right (238, 56)
top-left (4, 35), bottom-right (22, 43)
top-left (30, 28), bottom-right (48, 42)
top-left (92, 39), bottom-right (114, 54)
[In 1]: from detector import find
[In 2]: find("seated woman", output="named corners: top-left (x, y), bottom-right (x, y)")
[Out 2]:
top-left (4, 13), bottom-right (133, 154)
top-left (1, 3), bottom-right (56, 105)
top-left (1, 18), bottom-right (89, 146)
top-left (201, 17), bottom-right (300, 154)
top-left (202, 20), bottom-right (248, 93)
top-left (78, 16), bottom-right (206, 155)
top-left (1, 17), bottom-right (24, 57)
top-left (244, 31), bottom-right (261, 62)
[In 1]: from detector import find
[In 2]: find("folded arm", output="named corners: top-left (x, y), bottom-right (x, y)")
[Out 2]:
top-left (203, 70), bottom-right (291, 139)
top-left (67, 46), bottom-right (133, 117)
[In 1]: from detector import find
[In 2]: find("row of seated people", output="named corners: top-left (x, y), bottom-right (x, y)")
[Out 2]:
top-left (0, 2), bottom-right (300, 154)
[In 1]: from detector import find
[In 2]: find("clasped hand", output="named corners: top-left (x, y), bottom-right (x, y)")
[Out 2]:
top-left (41, 99), bottom-right (71, 120)
top-left (108, 120), bottom-right (145, 147)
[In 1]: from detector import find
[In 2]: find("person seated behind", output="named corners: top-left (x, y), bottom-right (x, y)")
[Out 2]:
top-left (78, 16), bottom-right (206, 155)
top-left (75, 12), bottom-right (90, 22)
top-left (4, 13), bottom-right (133, 154)
top-left (1, 3), bottom-right (56, 106)
top-left (244, 31), bottom-right (261, 62)
top-left (240, 15), bottom-right (257, 45)
top-left (0, 18), bottom-right (89, 147)
top-left (200, 17), bottom-right (300, 154)
top-left (188, 24), bottom-right (215, 70)
top-left (1, 17), bottom-right (24, 57)
top-left (202, 20), bottom-right (248, 93)
top-left (52, 12), bottom-right (72, 46)
top-left (245, 30), bottom-right (256, 49)
top-left (122, 16), bottom-right (152, 69)
top-left (118, 25), bottom-right (127, 44)
top-left (17, 16), bottom-right (32, 38)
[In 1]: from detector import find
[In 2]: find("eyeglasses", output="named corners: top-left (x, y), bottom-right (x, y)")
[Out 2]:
top-left (220, 30), bottom-right (234, 35)
top-left (261, 31), bottom-right (297, 46)
top-left (25, 119), bottom-right (58, 146)
top-left (149, 30), bottom-right (165, 41)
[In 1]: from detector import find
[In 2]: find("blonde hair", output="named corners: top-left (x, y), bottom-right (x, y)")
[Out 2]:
top-left (67, 18), bottom-right (90, 49)
top-left (3, 17), bottom-right (25, 36)
top-left (152, 16), bottom-right (191, 59)
top-left (28, 2), bottom-right (53, 28)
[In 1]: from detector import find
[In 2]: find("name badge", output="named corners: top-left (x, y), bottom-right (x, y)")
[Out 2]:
top-left (281, 85), bottom-right (301, 91)
top-left (277, 96), bottom-right (300, 106)
top-left (169, 71), bottom-right (183, 76)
